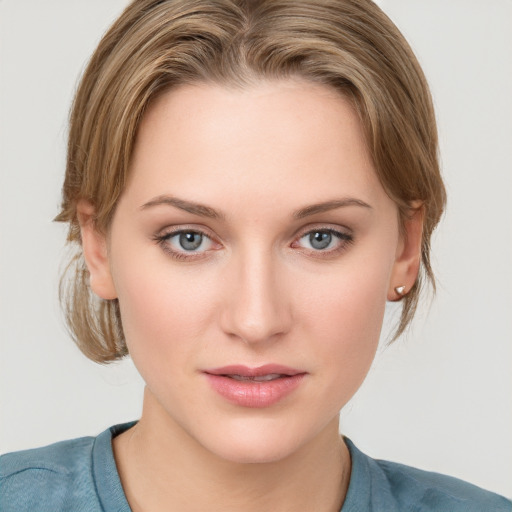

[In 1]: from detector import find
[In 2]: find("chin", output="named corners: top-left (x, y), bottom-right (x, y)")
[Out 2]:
top-left (211, 437), bottom-right (299, 465)
top-left (197, 417), bottom-right (320, 465)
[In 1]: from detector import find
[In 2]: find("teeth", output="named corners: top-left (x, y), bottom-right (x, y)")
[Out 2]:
top-left (229, 373), bottom-right (284, 382)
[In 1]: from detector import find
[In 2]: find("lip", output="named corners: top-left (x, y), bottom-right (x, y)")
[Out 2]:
top-left (203, 364), bottom-right (306, 408)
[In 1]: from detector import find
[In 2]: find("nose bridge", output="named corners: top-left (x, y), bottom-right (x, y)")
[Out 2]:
top-left (221, 245), bottom-right (291, 344)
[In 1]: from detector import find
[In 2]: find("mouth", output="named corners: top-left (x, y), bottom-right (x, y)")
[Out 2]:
top-left (227, 373), bottom-right (286, 382)
top-left (203, 365), bottom-right (306, 408)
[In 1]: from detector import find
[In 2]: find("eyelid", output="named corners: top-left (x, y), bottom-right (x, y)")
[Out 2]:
top-left (152, 224), bottom-right (222, 260)
top-left (291, 224), bottom-right (354, 255)
top-left (152, 223), bottom-right (354, 261)
top-left (293, 222), bottom-right (353, 241)
top-left (154, 224), bottom-right (218, 240)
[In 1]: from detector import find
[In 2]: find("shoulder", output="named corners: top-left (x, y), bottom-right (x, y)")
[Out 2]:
top-left (0, 435), bottom-right (99, 512)
top-left (1, 435), bottom-right (95, 477)
top-left (374, 458), bottom-right (511, 512)
top-left (344, 438), bottom-right (512, 512)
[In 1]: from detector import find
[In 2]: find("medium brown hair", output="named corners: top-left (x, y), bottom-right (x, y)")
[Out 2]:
top-left (55, 0), bottom-right (446, 363)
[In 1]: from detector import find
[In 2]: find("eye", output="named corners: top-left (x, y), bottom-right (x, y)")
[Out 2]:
top-left (170, 231), bottom-right (210, 252)
top-left (154, 228), bottom-right (217, 260)
top-left (304, 231), bottom-right (335, 250)
top-left (294, 228), bottom-right (353, 254)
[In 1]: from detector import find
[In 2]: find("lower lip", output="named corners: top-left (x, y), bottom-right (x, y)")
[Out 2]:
top-left (205, 373), bottom-right (306, 408)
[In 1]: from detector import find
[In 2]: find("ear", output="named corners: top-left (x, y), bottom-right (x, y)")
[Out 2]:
top-left (388, 203), bottom-right (424, 301)
top-left (77, 200), bottom-right (117, 300)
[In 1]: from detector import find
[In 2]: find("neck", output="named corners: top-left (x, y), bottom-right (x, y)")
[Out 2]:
top-left (114, 388), bottom-right (351, 512)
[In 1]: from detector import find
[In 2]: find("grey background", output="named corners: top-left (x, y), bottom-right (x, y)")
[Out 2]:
top-left (1, 0), bottom-right (511, 497)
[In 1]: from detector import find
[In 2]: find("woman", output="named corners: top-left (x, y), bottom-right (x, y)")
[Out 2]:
top-left (1, 1), bottom-right (510, 510)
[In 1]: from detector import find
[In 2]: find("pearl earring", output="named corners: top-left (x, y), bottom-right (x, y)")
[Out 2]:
top-left (394, 286), bottom-right (406, 296)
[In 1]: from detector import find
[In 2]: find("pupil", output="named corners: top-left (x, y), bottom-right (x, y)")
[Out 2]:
top-left (179, 232), bottom-right (202, 250)
top-left (310, 231), bottom-right (331, 250)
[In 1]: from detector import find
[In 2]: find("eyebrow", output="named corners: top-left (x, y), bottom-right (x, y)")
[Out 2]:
top-left (293, 198), bottom-right (372, 218)
top-left (140, 195), bottom-right (372, 220)
top-left (140, 195), bottom-right (224, 220)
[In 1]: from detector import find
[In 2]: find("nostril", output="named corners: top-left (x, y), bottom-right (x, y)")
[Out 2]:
top-left (219, 257), bottom-right (293, 343)
top-left (220, 294), bottom-right (291, 344)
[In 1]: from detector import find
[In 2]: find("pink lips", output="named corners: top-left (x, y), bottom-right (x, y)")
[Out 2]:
top-left (204, 365), bottom-right (306, 408)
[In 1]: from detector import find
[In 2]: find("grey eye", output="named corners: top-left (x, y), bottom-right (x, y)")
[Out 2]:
top-left (179, 232), bottom-right (203, 251)
top-left (158, 229), bottom-right (215, 258)
top-left (308, 231), bottom-right (332, 250)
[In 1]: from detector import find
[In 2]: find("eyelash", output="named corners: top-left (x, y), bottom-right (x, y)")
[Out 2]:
top-left (152, 227), bottom-right (217, 261)
top-left (292, 228), bottom-right (354, 257)
top-left (153, 226), bottom-right (354, 261)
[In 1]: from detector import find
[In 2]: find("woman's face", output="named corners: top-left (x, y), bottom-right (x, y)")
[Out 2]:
top-left (83, 80), bottom-right (420, 463)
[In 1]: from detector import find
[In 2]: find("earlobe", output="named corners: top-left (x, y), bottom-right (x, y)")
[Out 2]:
top-left (388, 203), bottom-right (424, 301)
top-left (77, 200), bottom-right (117, 300)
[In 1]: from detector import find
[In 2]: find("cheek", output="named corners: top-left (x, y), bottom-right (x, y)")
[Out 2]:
top-left (295, 252), bottom-right (393, 403)
top-left (112, 254), bottom-right (219, 376)
top-left (298, 253), bottom-right (391, 344)
top-left (305, 285), bottom-right (385, 374)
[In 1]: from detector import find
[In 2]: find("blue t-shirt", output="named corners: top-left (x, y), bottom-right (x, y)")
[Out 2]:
top-left (1, 422), bottom-right (510, 511)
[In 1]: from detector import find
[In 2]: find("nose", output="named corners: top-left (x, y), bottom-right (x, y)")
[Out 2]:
top-left (219, 248), bottom-right (293, 345)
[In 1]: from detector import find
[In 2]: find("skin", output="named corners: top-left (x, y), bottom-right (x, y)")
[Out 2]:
top-left (78, 80), bottom-right (423, 511)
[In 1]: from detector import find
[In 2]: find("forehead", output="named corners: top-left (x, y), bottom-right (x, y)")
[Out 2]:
top-left (125, 80), bottom-right (388, 214)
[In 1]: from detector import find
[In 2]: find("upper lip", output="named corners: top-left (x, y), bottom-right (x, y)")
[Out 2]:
top-left (204, 364), bottom-right (304, 377)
